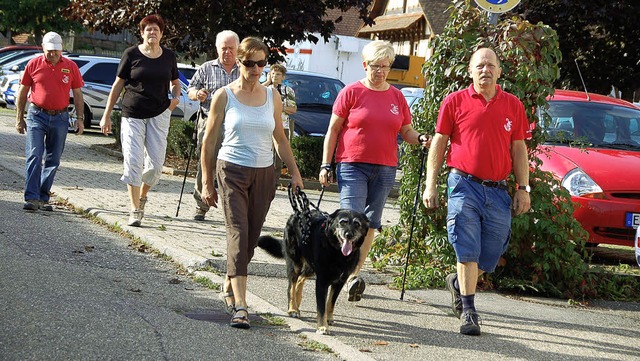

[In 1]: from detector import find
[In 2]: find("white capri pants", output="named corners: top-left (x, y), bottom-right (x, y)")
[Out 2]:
top-left (120, 108), bottom-right (171, 187)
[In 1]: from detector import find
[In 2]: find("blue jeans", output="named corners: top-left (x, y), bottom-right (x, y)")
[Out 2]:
top-left (337, 162), bottom-right (397, 230)
top-left (24, 106), bottom-right (69, 202)
top-left (446, 172), bottom-right (512, 273)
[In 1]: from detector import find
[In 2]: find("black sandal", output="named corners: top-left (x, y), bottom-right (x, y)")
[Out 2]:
top-left (220, 291), bottom-right (235, 315)
top-left (230, 307), bottom-right (250, 329)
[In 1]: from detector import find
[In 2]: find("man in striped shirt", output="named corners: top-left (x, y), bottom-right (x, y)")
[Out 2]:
top-left (187, 30), bottom-right (240, 221)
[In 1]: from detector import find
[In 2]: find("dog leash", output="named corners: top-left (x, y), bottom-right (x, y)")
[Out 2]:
top-left (287, 184), bottom-right (329, 246)
top-left (287, 184), bottom-right (325, 213)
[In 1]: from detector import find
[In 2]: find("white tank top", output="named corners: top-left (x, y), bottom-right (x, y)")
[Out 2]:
top-left (217, 86), bottom-right (275, 168)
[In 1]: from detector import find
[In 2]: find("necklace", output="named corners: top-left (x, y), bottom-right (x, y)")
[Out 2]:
top-left (139, 44), bottom-right (161, 58)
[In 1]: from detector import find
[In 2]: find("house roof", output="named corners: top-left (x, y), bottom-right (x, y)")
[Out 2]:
top-left (358, 0), bottom-right (453, 37)
top-left (325, 8), bottom-right (366, 37)
top-left (420, 0), bottom-right (453, 35)
top-left (357, 13), bottom-right (424, 34)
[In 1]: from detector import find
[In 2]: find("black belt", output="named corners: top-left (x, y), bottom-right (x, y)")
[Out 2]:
top-left (450, 168), bottom-right (508, 190)
top-left (32, 104), bottom-right (67, 115)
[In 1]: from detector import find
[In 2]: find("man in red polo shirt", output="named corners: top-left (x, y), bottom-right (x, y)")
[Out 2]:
top-left (15, 31), bottom-right (84, 212)
top-left (422, 47), bottom-right (531, 336)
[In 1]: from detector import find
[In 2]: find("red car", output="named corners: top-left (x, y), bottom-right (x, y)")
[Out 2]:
top-left (0, 45), bottom-right (42, 56)
top-left (539, 90), bottom-right (640, 247)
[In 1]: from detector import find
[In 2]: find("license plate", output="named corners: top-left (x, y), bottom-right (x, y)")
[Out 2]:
top-left (625, 212), bottom-right (640, 228)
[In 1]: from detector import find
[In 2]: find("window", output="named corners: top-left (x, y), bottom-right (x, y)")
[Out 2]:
top-left (70, 60), bottom-right (89, 68)
top-left (82, 62), bottom-right (118, 85)
top-left (544, 101), bottom-right (640, 147)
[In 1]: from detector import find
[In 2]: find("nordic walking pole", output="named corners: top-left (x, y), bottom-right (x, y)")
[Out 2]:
top-left (400, 147), bottom-right (427, 300)
top-left (176, 107), bottom-right (202, 217)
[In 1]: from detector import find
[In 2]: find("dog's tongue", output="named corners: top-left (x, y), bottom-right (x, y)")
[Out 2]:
top-left (341, 241), bottom-right (353, 256)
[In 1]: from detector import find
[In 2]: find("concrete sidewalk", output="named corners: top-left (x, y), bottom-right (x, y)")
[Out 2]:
top-left (1, 113), bottom-right (639, 361)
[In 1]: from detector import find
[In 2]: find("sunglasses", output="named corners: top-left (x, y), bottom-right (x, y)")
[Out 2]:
top-left (241, 59), bottom-right (267, 68)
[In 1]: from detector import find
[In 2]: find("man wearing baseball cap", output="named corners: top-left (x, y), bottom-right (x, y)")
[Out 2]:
top-left (15, 31), bottom-right (85, 212)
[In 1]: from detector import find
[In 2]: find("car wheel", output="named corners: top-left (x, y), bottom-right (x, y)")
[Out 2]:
top-left (67, 101), bottom-right (92, 129)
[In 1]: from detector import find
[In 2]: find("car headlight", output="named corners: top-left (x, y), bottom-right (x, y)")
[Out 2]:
top-left (561, 168), bottom-right (603, 197)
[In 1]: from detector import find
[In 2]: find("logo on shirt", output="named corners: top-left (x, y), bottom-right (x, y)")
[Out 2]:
top-left (62, 75), bottom-right (70, 84)
top-left (61, 68), bottom-right (70, 74)
top-left (504, 117), bottom-right (512, 132)
top-left (390, 103), bottom-right (399, 115)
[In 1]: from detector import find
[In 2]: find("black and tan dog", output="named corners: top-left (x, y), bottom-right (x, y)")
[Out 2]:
top-left (258, 208), bottom-right (369, 334)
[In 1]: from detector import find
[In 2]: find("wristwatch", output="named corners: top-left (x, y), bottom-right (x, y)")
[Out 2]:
top-left (517, 185), bottom-right (531, 193)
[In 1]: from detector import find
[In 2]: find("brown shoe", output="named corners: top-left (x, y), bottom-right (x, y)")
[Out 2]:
top-left (193, 208), bottom-right (207, 221)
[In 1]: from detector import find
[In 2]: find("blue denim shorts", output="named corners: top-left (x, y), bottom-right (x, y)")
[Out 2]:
top-left (446, 172), bottom-right (512, 273)
top-left (337, 162), bottom-right (397, 230)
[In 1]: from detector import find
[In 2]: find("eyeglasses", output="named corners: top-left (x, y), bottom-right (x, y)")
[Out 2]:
top-left (241, 59), bottom-right (267, 68)
top-left (369, 64), bottom-right (391, 72)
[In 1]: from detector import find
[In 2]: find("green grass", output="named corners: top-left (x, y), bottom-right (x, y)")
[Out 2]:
top-left (297, 336), bottom-right (333, 354)
top-left (255, 313), bottom-right (287, 327)
top-left (194, 276), bottom-right (221, 291)
top-left (211, 250), bottom-right (223, 257)
top-left (0, 108), bottom-right (14, 115)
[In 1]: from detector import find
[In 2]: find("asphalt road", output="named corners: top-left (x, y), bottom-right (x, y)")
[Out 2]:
top-left (1, 111), bottom-right (640, 361)
top-left (0, 164), bottom-right (335, 361)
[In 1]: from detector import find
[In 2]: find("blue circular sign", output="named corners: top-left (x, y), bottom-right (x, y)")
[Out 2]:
top-left (474, 0), bottom-right (521, 13)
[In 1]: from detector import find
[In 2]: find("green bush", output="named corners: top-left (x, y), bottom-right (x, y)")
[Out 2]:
top-left (290, 136), bottom-right (324, 179)
top-left (370, 0), bottom-right (640, 302)
top-left (166, 119), bottom-right (196, 159)
top-left (111, 111), bottom-right (121, 147)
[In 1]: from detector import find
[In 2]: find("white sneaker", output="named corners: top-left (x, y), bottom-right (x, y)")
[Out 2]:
top-left (128, 209), bottom-right (143, 227)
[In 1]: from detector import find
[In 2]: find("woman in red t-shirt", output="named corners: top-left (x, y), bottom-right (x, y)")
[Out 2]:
top-left (319, 40), bottom-right (431, 302)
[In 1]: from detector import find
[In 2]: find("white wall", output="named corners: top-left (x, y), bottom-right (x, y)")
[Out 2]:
top-left (282, 34), bottom-right (371, 85)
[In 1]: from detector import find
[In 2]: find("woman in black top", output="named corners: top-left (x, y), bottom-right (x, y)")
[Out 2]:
top-left (100, 14), bottom-right (181, 227)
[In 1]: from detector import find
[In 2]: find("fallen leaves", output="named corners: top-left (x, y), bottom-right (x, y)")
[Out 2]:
top-left (360, 340), bottom-right (420, 353)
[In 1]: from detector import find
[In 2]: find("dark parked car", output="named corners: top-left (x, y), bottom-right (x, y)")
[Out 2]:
top-left (260, 69), bottom-right (345, 136)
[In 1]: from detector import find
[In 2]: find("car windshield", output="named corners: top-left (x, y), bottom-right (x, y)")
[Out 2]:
top-left (282, 74), bottom-right (344, 106)
top-left (541, 101), bottom-right (640, 150)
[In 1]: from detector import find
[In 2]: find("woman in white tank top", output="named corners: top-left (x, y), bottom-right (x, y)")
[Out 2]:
top-left (199, 37), bottom-right (304, 329)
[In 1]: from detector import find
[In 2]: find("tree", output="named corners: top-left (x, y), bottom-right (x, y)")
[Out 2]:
top-left (0, 0), bottom-right (83, 43)
top-left (373, 0), bottom-right (588, 299)
top-left (518, 0), bottom-right (640, 101)
top-left (64, 0), bottom-right (373, 61)
top-left (371, 0), bottom-right (639, 301)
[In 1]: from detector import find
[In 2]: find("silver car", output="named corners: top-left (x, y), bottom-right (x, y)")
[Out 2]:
top-left (67, 54), bottom-right (198, 129)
